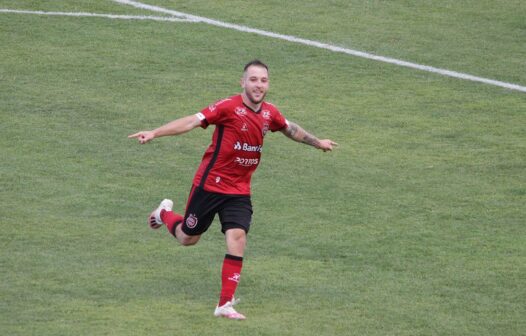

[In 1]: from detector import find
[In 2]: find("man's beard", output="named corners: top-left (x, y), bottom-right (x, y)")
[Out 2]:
top-left (247, 91), bottom-right (266, 105)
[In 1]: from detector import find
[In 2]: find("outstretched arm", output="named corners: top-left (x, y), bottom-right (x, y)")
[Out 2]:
top-left (128, 114), bottom-right (202, 144)
top-left (280, 121), bottom-right (338, 152)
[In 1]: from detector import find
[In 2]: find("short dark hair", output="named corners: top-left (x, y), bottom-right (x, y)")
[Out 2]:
top-left (244, 59), bottom-right (268, 73)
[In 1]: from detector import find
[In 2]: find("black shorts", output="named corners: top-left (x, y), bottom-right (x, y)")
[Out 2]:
top-left (181, 186), bottom-right (253, 236)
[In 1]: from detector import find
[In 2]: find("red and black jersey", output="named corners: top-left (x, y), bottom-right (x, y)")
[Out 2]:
top-left (192, 95), bottom-right (288, 195)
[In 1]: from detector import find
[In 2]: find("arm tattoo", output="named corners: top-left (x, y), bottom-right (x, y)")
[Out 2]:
top-left (302, 133), bottom-right (320, 147)
top-left (284, 122), bottom-right (299, 138)
top-left (283, 121), bottom-right (320, 148)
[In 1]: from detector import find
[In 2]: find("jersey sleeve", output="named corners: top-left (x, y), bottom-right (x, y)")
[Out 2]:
top-left (270, 108), bottom-right (289, 132)
top-left (197, 98), bottom-right (231, 129)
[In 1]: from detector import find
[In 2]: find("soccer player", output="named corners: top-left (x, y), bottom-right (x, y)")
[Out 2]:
top-left (128, 60), bottom-right (337, 320)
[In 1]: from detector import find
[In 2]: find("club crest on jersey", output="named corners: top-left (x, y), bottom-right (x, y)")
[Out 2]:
top-left (186, 214), bottom-right (198, 229)
top-left (235, 107), bottom-right (247, 116)
top-left (262, 110), bottom-right (271, 120)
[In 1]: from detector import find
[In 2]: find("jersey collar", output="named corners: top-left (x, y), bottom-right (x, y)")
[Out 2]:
top-left (243, 102), bottom-right (262, 114)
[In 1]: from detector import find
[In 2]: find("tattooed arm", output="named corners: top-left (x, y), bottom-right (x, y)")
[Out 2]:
top-left (280, 121), bottom-right (338, 152)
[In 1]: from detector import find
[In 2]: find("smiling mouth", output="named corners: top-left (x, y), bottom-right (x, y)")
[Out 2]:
top-left (247, 92), bottom-right (264, 104)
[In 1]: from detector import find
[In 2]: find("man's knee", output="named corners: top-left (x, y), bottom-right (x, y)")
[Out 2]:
top-left (225, 228), bottom-right (247, 256)
top-left (177, 234), bottom-right (200, 246)
top-left (180, 238), bottom-right (198, 246)
top-left (174, 224), bottom-right (201, 246)
top-left (233, 233), bottom-right (246, 246)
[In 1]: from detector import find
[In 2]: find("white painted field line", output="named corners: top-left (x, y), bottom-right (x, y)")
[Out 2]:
top-left (0, 8), bottom-right (197, 22)
top-left (113, 0), bottom-right (526, 93)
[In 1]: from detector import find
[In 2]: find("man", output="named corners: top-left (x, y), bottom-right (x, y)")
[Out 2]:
top-left (129, 60), bottom-right (337, 320)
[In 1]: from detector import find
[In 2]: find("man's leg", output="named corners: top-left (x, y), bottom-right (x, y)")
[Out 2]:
top-left (150, 186), bottom-right (220, 246)
top-left (225, 228), bottom-right (247, 257)
top-left (214, 228), bottom-right (247, 320)
top-left (161, 210), bottom-right (201, 246)
top-left (149, 198), bottom-right (202, 246)
top-left (219, 228), bottom-right (246, 305)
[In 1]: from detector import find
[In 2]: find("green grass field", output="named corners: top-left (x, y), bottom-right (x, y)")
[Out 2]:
top-left (1, 1), bottom-right (525, 335)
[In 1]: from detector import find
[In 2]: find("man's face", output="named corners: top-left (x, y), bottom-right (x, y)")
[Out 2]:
top-left (241, 65), bottom-right (269, 105)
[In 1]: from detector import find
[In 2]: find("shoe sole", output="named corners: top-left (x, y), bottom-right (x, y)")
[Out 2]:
top-left (148, 210), bottom-right (162, 229)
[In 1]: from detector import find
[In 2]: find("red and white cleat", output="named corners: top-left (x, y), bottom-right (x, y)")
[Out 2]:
top-left (214, 299), bottom-right (246, 320)
top-left (148, 199), bottom-right (173, 229)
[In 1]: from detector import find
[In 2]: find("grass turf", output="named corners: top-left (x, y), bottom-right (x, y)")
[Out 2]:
top-left (1, 1), bottom-right (525, 335)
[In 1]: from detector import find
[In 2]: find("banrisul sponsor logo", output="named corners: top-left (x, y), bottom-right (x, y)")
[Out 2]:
top-left (233, 141), bottom-right (262, 152)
